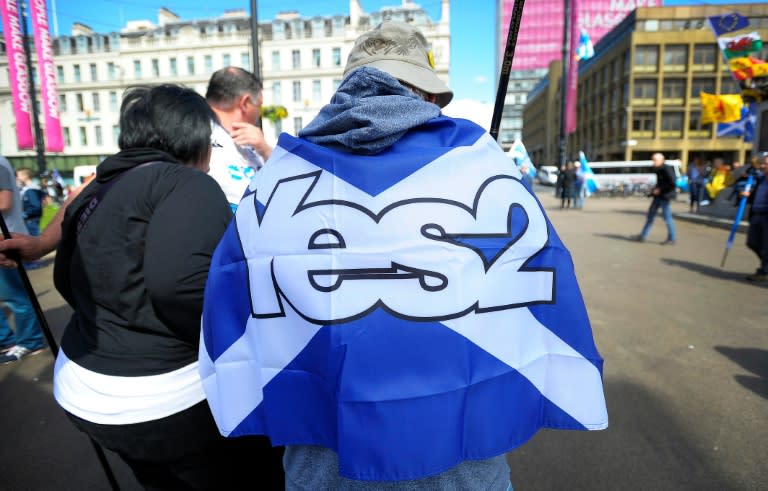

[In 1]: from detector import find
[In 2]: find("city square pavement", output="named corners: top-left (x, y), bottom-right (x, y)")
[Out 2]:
top-left (0, 188), bottom-right (766, 490)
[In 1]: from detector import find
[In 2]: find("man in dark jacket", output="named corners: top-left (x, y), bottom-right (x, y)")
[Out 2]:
top-left (632, 152), bottom-right (677, 245)
top-left (743, 151), bottom-right (768, 282)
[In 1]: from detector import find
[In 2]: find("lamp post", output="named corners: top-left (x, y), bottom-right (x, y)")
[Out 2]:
top-left (20, 2), bottom-right (47, 175)
top-left (249, 0), bottom-right (262, 128)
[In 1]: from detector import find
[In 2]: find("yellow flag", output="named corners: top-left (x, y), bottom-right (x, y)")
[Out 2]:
top-left (729, 57), bottom-right (768, 81)
top-left (700, 92), bottom-right (743, 124)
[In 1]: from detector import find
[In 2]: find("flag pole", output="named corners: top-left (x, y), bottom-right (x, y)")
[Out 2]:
top-left (490, 0), bottom-right (527, 141)
top-left (0, 216), bottom-right (120, 490)
top-left (721, 173), bottom-right (753, 268)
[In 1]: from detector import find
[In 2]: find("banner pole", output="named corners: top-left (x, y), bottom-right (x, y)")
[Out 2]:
top-left (490, 0), bottom-right (527, 142)
top-left (20, 2), bottom-right (47, 175)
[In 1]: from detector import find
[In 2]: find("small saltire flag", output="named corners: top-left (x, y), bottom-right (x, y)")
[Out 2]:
top-left (200, 117), bottom-right (608, 481)
top-left (578, 151), bottom-right (599, 194)
top-left (575, 28), bottom-right (595, 61)
top-left (700, 92), bottom-right (743, 124)
top-left (729, 56), bottom-right (768, 81)
top-left (718, 102), bottom-right (758, 142)
top-left (507, 139), bottom-right (536, 181)
top-left (707, 12), bottom-right (749, 37)
top-left (718, 32), bottom-right (763, 60)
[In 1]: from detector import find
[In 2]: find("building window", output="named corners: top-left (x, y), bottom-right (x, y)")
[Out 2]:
top-left (76, 93), bottom-right (84, 112)
top-left (691, 78), bottom-right (715, 98)
top-left (107, 62), bottom-right (116, 80)
top-left (634, 46), bottom-right (658, 73)
top-left (631, 112), bottom-right (655, 137)
top-left (693, 44), bottom-right (716, 71)
top-left (74, 64), bottom-right (81, 82)
top-left (152, 59), bottom-right (160, 77)
top-left (59, 94), bottom-right (67, 113)
top-left (205, 55), bottom-right (213, 74)
top-left (332, 47), bottom-right (341, 67)
top-left (293, 81), bottom-right (301, 102)
top-left (721, 77), bottom-right (741, 94)
top-left (688, 111), bottom-right (711, 137)
top-left (95, 126), bottom-right (103, 146)
top-left (663, 45), bottom-right (687, 72)
top-left (241, 52), bottom-right (250, 69)
top-left (223, 54), bottom-right (231, 67)
top-left (661, 79), bottom-right (686, 105)
top-left (312, 48), bottom-right (321, 68)
top-left (92, 92), bottom-right (100, 112)
top-left (112, 125), bottom-right (120, 144)
top-left (63, 127), bottom-right (71, 146)
top-left (170, 57), bottom-right (178, 76)
top-left (274, 119), bottom-right (282, 138)
top-left (294, 117), bottom-right (303, 133)
top-left (57, 65), bottom-right (65, 82)
top-left (109, 91), bottom-right (118, 111)
top-left (90, 63), bottom-right (97, 81)
top-left (271, 51), bottom-right (281, 71)
top-left (292, 50), bottom-right (301, 69)
top-left (660, 112), bottom-right (683, 137)
top-left (332, 79), bottom-right (342, 91)
top-left (134, 60), bottom-right (142, 78)
top-left (272, 82), bottom-right (282, 104)
top-left (79, 126), bottom-right (88, 146)
top-left (633, 79), bottom-right (657, 104)
top-left (312, 80), bottom-right (321, 103)
top-left (187, 56), bottom-right (195, 75)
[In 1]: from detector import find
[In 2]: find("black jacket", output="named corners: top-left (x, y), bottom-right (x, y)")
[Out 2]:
top-left (54, 148), bottom-right (232, 376)
top-left (654, 163), bottom-right (677, 200)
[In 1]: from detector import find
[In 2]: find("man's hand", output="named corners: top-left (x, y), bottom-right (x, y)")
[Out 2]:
top-left (231, 122), bottom-right (272, 161)
top-left (0, 233), bottom-right (47, 268)
top-left (652, 188), bottom-right (660, 196)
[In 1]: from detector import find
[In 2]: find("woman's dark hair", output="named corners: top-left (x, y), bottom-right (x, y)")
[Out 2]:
top-left (118, 84), bottom-right (217, 165)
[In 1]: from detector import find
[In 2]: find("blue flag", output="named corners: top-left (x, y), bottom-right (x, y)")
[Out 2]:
top-left (717, 102), bottom-right (757, 142)
top-left (200, 117), bottom-right (608, 481)
top-left (575, 29), bottom-right (595, 61)
top-left (708, 12), bottom-right (749, 37)
top-left (578, 151), bottom-right (599, 194)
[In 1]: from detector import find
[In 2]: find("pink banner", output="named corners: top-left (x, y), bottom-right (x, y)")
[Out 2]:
top-left (565, 0), bottom-right (581, 135)
top-left (30, 0), bottom-right (63, 151)
top-left (1, 0), bottom-right (34, 149)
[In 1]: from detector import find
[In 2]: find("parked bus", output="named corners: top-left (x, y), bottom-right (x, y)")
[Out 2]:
top-left (588, 160), bottom-right (688, 194)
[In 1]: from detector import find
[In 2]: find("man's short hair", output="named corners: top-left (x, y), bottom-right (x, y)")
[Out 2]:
top-left (16, 167), bottom-right (35, 180)
top-left (205, 67), bottom-right (263, 105)
top-left (118, 84), bottom-right (216, 165)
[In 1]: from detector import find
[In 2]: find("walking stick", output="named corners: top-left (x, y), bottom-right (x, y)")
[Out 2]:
top-left (0, 214), bottom-right (121, 491)
top-left (490, 0), bottom-right (527, 141)
top-left (721, 173), bottom-right (753, 268)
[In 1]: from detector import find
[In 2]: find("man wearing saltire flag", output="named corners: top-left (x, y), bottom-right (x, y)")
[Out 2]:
top-left (201, 21), bottom-right (608, 488)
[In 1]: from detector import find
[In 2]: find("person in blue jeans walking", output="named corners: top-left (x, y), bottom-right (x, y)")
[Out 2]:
top-left (631, 152), bottom-right (677, 245)
top-left (0, 156), bottom-right (45, 363)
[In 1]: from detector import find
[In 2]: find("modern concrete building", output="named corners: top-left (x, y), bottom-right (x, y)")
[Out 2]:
top-left (0, 0), bottom-right (450, 172)
top-left (522, 4), bottom-right (768, 167)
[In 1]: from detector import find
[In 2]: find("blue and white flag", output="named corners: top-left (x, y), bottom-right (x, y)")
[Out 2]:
top-left (200, 117), bottom-right (608, 481)
top-left (717, 102), bottom-right (757, 142)
top-left (575, 29), bottom-right (595, 61)
top-left (578, 151), bottom-right (599, 194)
top-left (508, 139), bottom-right (536, 181)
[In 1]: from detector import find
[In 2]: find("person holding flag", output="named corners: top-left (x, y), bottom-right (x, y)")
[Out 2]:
top-left (201, 21), bottom-right (608, 489)
top-left (741, 152), bottom-right (768, 282)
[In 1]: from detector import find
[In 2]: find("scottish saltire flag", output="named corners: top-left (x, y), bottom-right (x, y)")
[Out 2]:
top-left (578, 151), bottom-right (599, 194)
top-left (717, 103), bottom-right (757, 142)
top-left (707, 12), bottom-right (749, 37)
top-left (200, 116), bottom-right (608, 481)
top-left (575, 29), bottom-right (595, 61)
top-left (508, 139), bottom-right (536, 181)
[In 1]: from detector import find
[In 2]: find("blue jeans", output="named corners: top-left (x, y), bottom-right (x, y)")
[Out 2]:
top-left (0, 268), bottom-right (44, 350)
top-left (641, 197), bottom-right (676, 242)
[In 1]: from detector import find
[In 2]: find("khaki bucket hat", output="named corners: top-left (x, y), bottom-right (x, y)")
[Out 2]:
top-left (343, 21), bottom-right (453, 108)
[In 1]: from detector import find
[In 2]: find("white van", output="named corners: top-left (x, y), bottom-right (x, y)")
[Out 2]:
top-left (73, 165), bottom-right (97, 186)
top-left (588, 160), bottom-right (686, 192)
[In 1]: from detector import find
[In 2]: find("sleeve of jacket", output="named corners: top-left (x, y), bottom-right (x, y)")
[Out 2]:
top-left (144, 170), bottom-right (233, 345)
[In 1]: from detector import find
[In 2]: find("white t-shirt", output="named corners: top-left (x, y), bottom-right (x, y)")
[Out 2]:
top-left (208, 123), bottom-right (265, 208)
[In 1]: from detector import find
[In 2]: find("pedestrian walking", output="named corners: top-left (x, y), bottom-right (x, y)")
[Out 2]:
top-left (631, 152), bottom-right (677, 245)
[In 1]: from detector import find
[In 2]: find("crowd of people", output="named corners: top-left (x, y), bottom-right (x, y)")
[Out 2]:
top-left (554, 160), bottom-right (589, 210)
